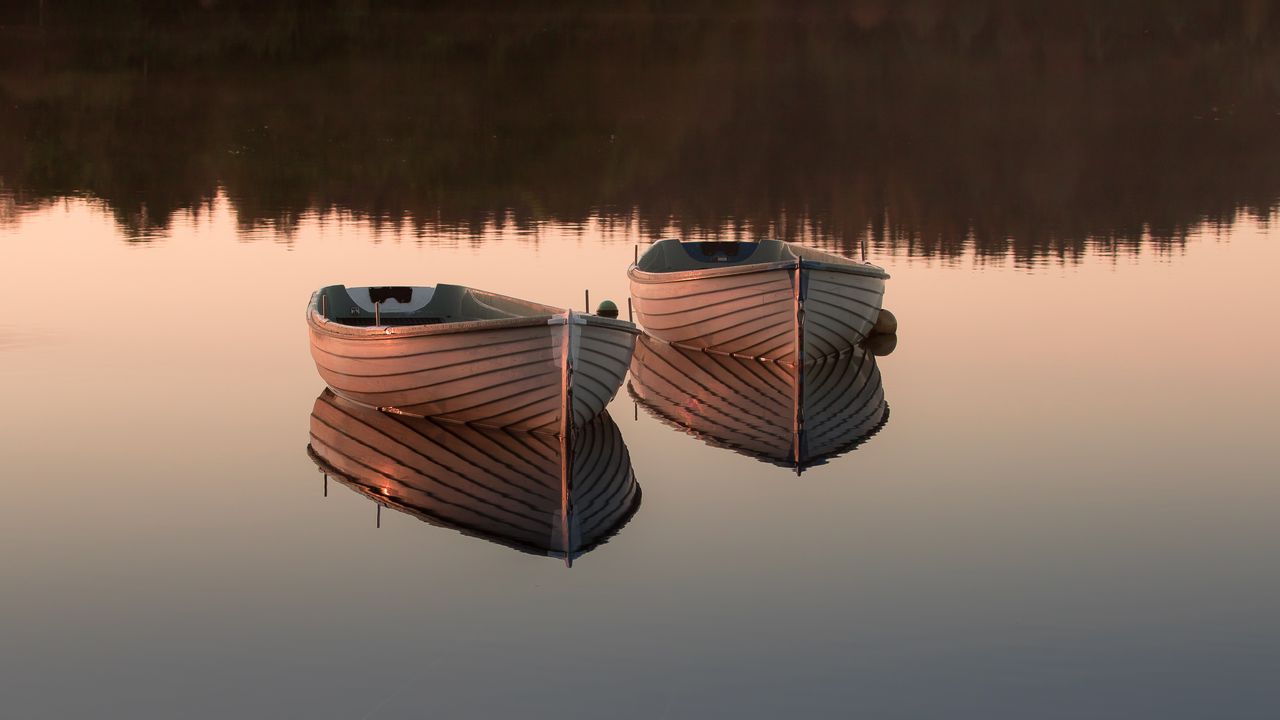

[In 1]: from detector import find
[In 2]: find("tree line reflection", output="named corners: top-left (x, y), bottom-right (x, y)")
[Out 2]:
top-left (1, 0), bottom-right (1277, 261)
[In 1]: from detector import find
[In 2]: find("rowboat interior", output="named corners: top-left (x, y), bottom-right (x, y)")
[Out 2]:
top-left (635, 240), bottom-right (794, 270)
top-left (633, 239), bottom-right (883, 274)
top-left (316, 283), bottom-right (558, 327)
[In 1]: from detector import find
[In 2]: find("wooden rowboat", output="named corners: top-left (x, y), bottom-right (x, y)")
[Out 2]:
top-left (628, 239), bottom-right (889, 364)
top-left (307, 284), bottom-right (639, 434)
top-left (307, 389), bottom-right (641, 564)
top-left (628, 335), bottom-right (888, 471)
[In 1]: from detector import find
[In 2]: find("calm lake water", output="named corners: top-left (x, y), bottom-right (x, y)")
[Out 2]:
top-left (3, 4), bottom-right (1280, 718)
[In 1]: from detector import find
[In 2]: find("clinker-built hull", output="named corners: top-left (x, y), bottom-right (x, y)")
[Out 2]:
top-left (628, 240), bottom-right (887, 364)
top-left (307, 285), bottom-right (638, 434)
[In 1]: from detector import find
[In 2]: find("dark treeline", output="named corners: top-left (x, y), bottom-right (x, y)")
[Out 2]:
top-left (1, 0), bottom-right (1278, 260)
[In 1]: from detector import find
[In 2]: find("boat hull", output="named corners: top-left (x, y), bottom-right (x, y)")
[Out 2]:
top-left (308, 390), bottom-right (640, 561)
top-left (308, 294), bottom-right (637, 434)
top-left (629, 253), bottom-right (886, 364)
top-left (628, 335), bottom-right (888, 469)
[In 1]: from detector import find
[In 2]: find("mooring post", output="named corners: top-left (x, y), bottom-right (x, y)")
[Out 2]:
top-left (376, 503), bottom-right (381, 528)
top-left (374, 300), bottom-right (381, 326)
top-left (634, 244), bottom-right (638, 264)
top-left (627, 297), bottom-right (633, 322)
top-left (323, 473), bottom-right (328, 497)
top-left (584, 289), bottom-right (590, 312)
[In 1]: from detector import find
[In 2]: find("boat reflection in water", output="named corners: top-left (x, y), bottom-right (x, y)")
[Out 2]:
top-left (629, 335), bottom-right (888, 472)
top-left (307, 389), bottom-right (641, 565)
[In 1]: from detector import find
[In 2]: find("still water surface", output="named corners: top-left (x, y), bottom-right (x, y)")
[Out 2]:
top-left (2, 198), bottom-right (1277, 718)
top-left (4, 3), bottom-right (1280, 718)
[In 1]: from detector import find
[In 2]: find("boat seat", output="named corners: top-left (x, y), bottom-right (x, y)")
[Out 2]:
top-left (369, 286), bottom-right (414, 305)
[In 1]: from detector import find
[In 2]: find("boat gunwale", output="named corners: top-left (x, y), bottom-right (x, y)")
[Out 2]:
top-left (627, 257), bottom-right (889, 284)
top-left (307, 290), bottom-right (640, 340)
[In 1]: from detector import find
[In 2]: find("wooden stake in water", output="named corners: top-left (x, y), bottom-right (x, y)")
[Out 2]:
top-left (584, 289), bottom-right (590, 313)
top-left (627, 297), bottom-right (633, 322)
top-left (376, 503), bottom-right (381, 528)
top-left (374, 301), bottom-right (381, 326)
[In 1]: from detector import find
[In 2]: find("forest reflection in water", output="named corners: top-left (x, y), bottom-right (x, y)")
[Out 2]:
top-left (2, 0), bottom-right (1278, 263)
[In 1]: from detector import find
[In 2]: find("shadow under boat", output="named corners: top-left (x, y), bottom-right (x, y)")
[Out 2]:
top-left (628, 334), bottom-right (889, 472)
top-left (307, 389), bottom-right (641, 564)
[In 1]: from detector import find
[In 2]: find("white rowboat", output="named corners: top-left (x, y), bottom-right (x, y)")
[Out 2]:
top-left (307, 284), bottom-right (639, 434)
top-left (628, 239), bottom-right (888, 364)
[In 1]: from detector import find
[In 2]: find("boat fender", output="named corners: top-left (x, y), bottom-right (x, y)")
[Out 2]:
top-left (596, 300), bottom-right (619, 319)
top-left (873, 308), bottom-right (898, 335)
top-left (866, 333), bottom-right (898, 357)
